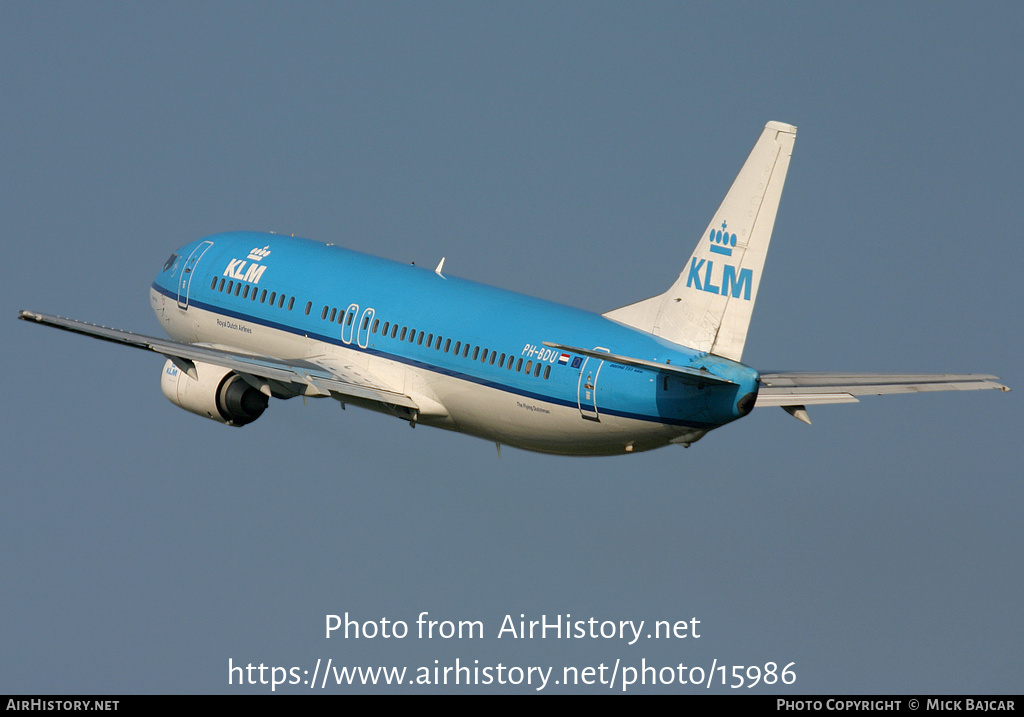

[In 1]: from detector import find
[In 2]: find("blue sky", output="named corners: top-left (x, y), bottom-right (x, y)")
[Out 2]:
top-left (3, 2), bottom-right (1021, 693)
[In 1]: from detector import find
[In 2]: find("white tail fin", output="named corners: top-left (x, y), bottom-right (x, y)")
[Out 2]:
top-left (603, 121), bottom-right (796, 362)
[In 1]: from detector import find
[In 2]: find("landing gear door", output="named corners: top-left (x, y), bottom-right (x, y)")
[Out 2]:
top-left (176, 241), bottom-right (213, 309)
top-left (576, 347), bottom-right (609, 421)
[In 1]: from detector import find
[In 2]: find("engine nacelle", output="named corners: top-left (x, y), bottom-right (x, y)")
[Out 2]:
top-left (160, 359), bottom-right (268, 426)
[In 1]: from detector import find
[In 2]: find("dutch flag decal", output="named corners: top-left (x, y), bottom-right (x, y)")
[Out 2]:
top-left (558, 353), bottom-right (570, 365)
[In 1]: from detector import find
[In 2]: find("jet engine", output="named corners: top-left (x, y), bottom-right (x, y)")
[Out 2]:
top-left (160, 359), bottom-right (268, 426)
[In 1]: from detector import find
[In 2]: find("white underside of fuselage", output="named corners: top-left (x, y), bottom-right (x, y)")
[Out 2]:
top-left (151, 288), bottom-right (697, 456)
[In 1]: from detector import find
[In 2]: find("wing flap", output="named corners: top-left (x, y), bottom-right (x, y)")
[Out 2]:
top-left (755, 392), bottom-right (859, 407)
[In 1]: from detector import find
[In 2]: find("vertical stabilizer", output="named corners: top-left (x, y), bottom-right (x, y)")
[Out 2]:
top-left (603, 121), bottom-right (796, 361)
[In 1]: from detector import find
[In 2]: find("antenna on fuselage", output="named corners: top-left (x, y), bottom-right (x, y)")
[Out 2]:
top-left (435, 257), bottom-right (446, 278)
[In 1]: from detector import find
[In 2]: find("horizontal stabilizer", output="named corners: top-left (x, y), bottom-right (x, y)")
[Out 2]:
top-left (756, 372), bottom-right (1009, 407)
top-left (542, 341), bottom-right (737, 386)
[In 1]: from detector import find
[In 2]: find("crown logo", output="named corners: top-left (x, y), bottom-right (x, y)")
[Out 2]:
top-left (709, 221), bottom-right (737, 256)
top-left (247, 246), bottom-right (272, 261)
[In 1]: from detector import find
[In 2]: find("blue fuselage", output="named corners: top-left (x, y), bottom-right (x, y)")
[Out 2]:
top-left (151, 232), bottom-right (760, 454)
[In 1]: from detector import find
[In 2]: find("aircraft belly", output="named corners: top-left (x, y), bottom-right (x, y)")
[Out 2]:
top-left (428, 373), bottom-right (682, 456)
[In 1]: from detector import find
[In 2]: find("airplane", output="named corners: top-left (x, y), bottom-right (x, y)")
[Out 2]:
top-left (18, 121), bottom-right (1009, 456)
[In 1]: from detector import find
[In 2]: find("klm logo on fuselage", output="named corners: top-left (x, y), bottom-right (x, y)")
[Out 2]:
top-left (224, 246), bottom-right (271, 285)
top-left (247, 246), bottom-right (271, 261)
top-left (686, 222), bottom-right (752, 300)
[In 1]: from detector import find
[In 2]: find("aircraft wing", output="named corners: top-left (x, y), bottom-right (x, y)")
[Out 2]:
top-left (18, 310), bottom-right (420, 411)
top-left (756, 372), bottom-right (1010, 407)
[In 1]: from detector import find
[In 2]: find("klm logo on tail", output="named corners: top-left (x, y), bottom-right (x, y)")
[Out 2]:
top-left (709, 221), bottom-right (736, 256)
top-left (686, 221), bottom-right (752, 300)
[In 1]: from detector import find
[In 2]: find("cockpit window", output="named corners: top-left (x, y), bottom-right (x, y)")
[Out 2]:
top-left (162, 253), bottom-right (178, 272)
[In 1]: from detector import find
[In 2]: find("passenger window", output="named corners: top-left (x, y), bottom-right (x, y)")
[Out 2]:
top-left (321, 306), bottom-right (328, 320)
top-left (417, 331), bottom-right (424, 345)
top-left (534, 363), bottom-right (542, 377)
top-left (453, 341), bottom-right (461, 355)
top-left (279, 294), bottom-right (286, 309)
top-left (516, 358), bottom-right (523, 372)
top-left (329, 308), bottom-right (337, 322)
top-left (305, 301), bottom-right (312, 315)
top-left (288, 297), bottom-right (295, 311)
top-left (444, 339), bottom-right (451, 353)
top-left (391, 324), bottom-right (399, 339)
top-left (218, 278), bottom-right (225, 292)
top-left (210, 277), bottom-right (217, 290)
top-left (372, 319), bottom-right (379, 333)
top-left (234, 282), bottom-right (241, 296)
top-left (543, 365), bottom-right (551, 380)
top-left (473, 347), bottom-right (480, 361)
top-left (270, 292), bottom-right (277, 305)
top-left (434, 336), bottom-right (442, 350)
top-left (524, 360), bottom-right (532, 374)
top-left (242, 285), bottom-right (249, 299)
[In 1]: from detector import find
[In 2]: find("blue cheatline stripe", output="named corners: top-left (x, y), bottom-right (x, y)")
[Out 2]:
top-left (151, 281), bottom-right (716, 429)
